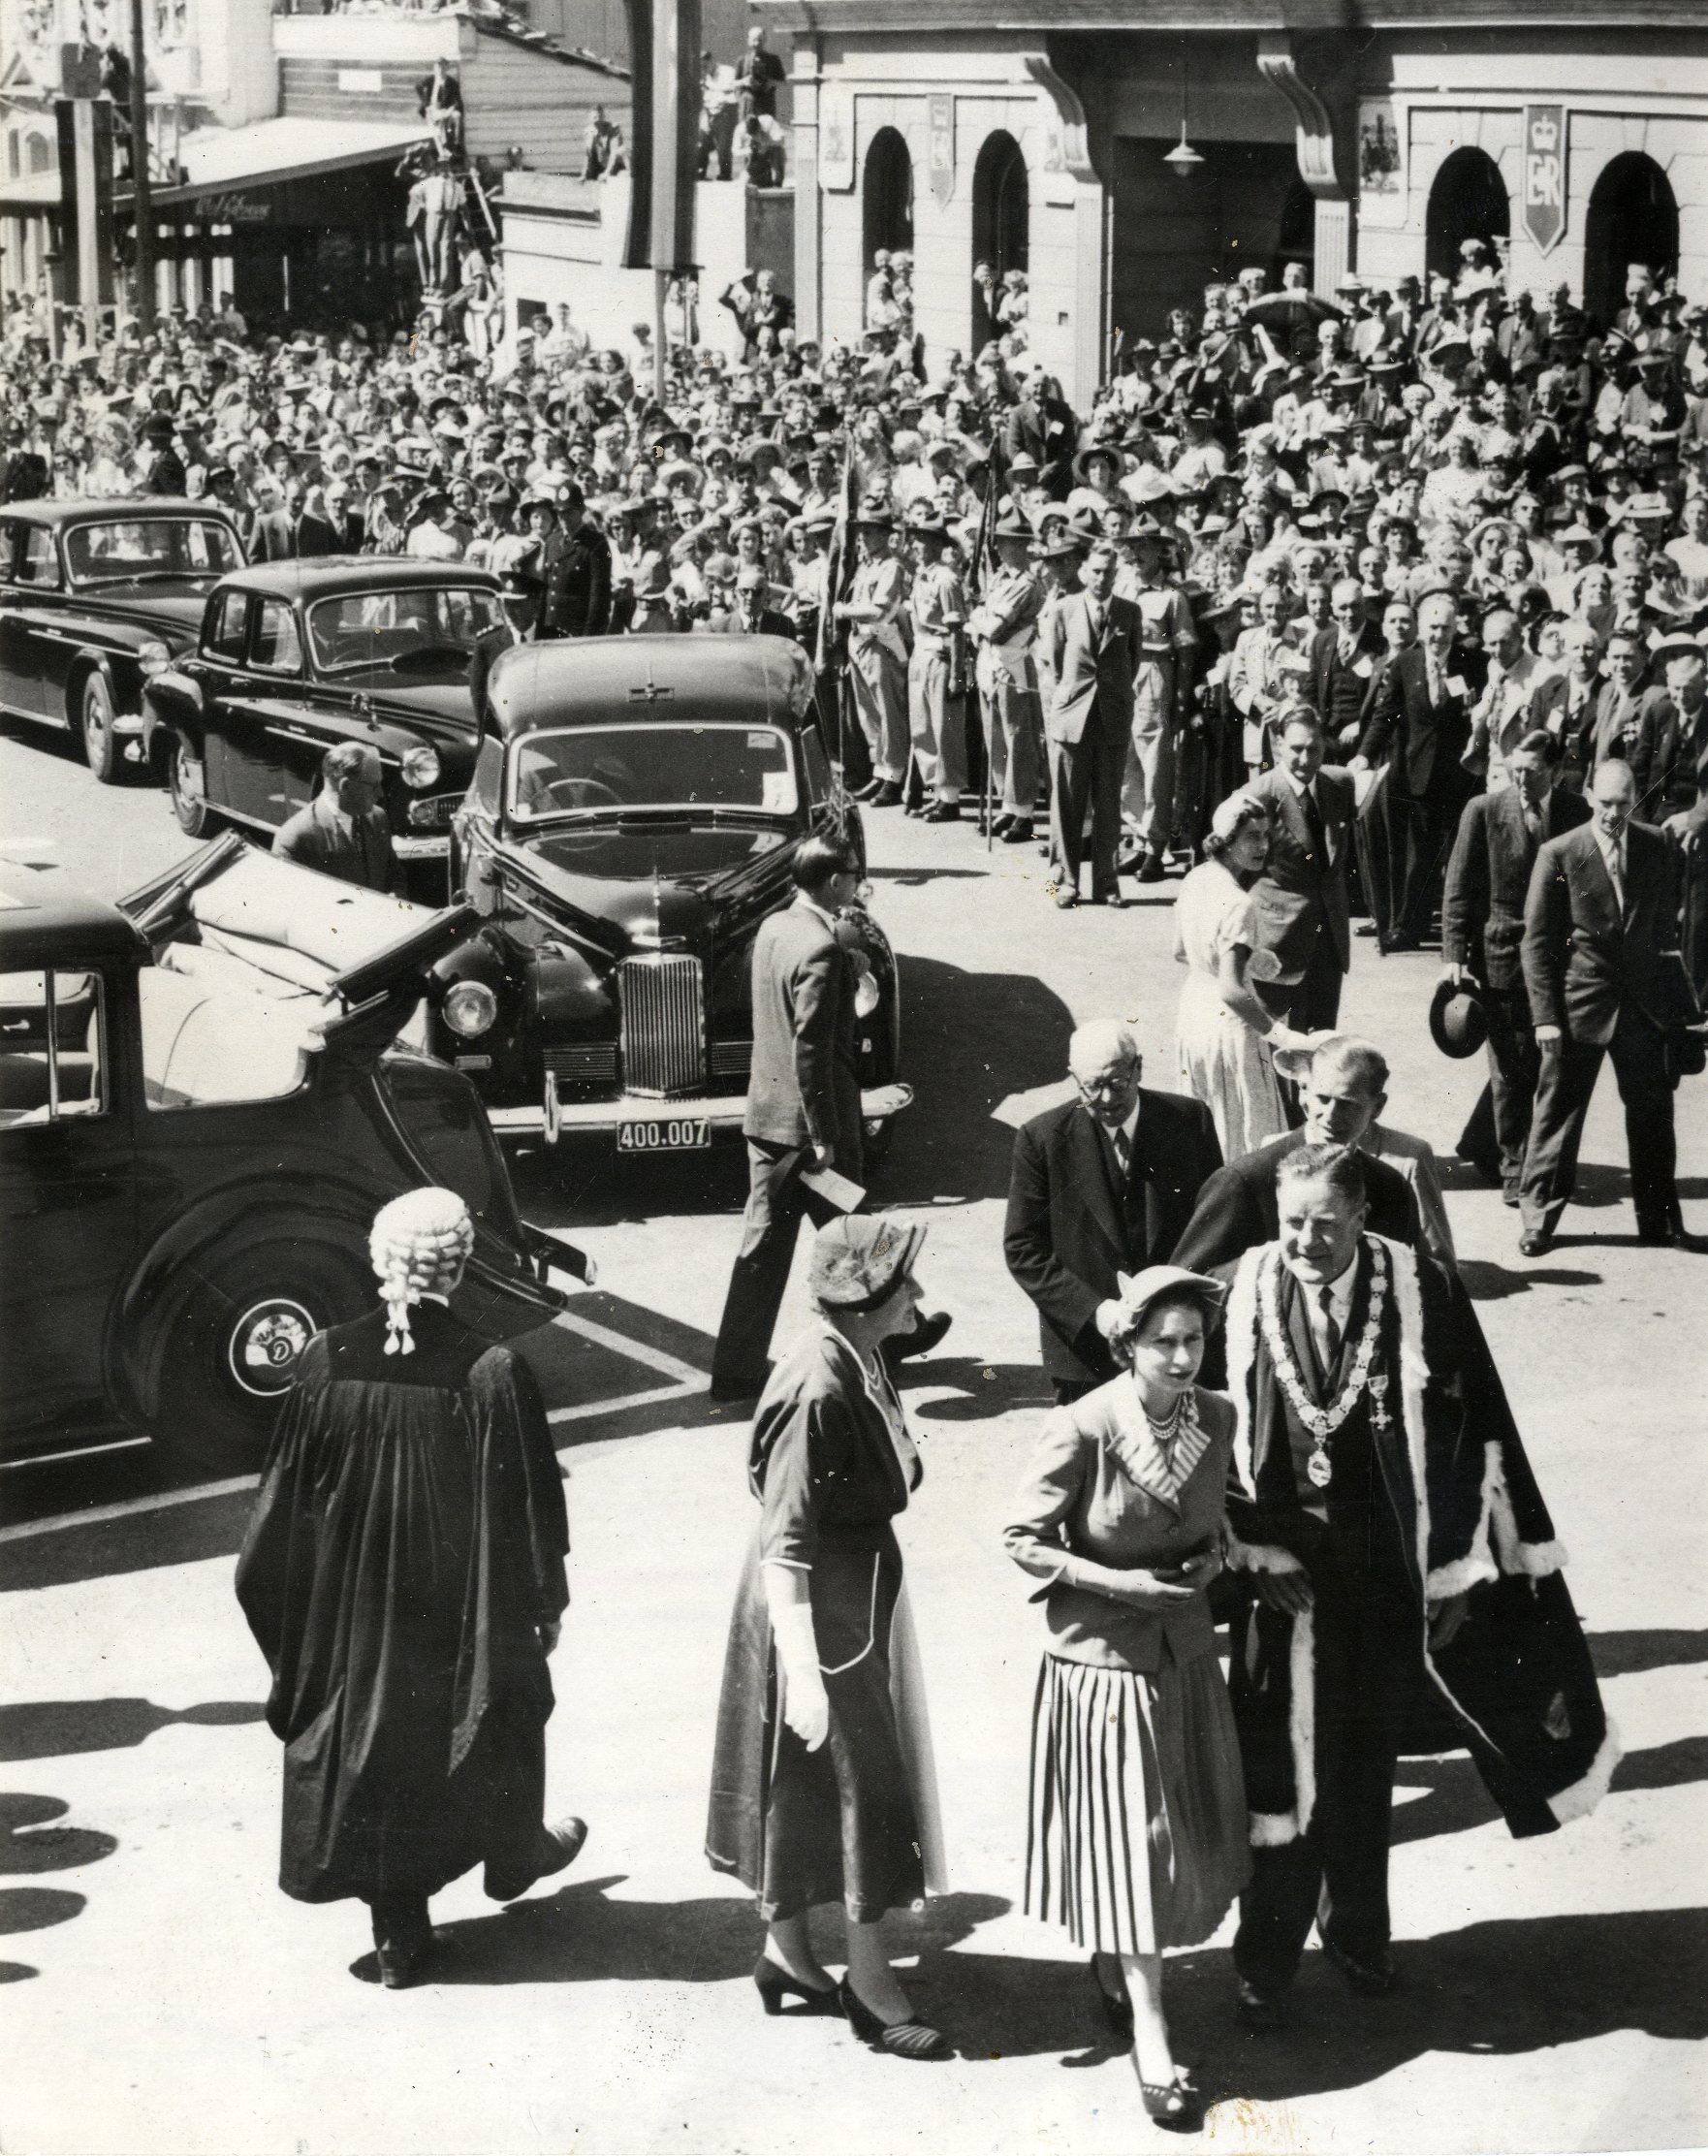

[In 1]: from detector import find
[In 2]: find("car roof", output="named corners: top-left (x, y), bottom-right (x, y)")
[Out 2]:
top-left (487, 634), bottom-right (815, 739)
top-left (2, 496), bottom-right (240, 530)
top-left (221, 560), bottom-right (501, 604)
top-left (0, 861), bottom-right (146, 967)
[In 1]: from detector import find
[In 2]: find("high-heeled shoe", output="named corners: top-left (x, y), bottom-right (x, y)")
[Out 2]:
top-left (1090, 1954), bottom-right (1133, 2042)
top-left (1136, 2066), bottom-right (1204, 2134)
top-left (837, 1977), bottom-right (952, 2060)
top-left (752, 1952), bottom-right (842, 2017)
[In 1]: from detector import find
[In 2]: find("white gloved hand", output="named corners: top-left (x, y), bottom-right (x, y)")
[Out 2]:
top-left (769, 1594), bottom-right (830, 1753)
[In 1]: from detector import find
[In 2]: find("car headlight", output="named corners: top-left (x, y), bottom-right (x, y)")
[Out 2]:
top-left (138, 640), bottom-right (171, 678)
top-left (401, 745), bottom-right (441, 790)
top-left (442, 979), bottom-right (497, 1038)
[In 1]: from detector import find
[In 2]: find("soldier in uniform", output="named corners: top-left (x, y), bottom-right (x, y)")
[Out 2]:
top-left (905, 513), bottom-right (969, 823)
top-left (1116, 519), bottom-right (1198, 881)
top-left (968, 506), bottom-right (1045, 843)
top-left (837, 503), bottom-right (909, 808)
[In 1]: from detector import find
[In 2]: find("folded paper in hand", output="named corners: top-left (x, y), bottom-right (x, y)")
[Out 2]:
top-left (801, 1164), bottom-right (866, 1212)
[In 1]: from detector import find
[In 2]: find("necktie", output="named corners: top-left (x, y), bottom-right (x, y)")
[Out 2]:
top-left (1607, 839), bottom-right (1626, 912)
top-left (1317, 1284), bottom-right (1343, 1367)
top-left (1300, 783), bottom-right (1328, 862)
top-left (1112, 1126), bottom-right (1131, 1180)
top-left (1427, 659), bottom-right (1443, 707)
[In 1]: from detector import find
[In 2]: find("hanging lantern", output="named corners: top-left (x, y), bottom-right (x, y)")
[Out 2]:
top-left (1164, 50), bottom-right (1203, 176)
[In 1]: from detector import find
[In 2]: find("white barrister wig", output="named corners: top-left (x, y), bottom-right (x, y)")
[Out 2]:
top-left (369, 1187), bottom-right (475, 1355)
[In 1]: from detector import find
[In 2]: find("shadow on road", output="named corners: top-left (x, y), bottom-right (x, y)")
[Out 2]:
top-left (1459, 1259), bottom-right (1603, 1300)
top-left (0, 1792), bottom-right (118, 1876)
top-left (0, 1886), bottom-right (85, 1937)
top-left (364, 1876), bottom-right (1012, 1990)
top-left (899, 1355), bottom-right (1054, 1422)
top-left (1589, 1627), bottom-right (1708, 1679)
top-left (0, 1700), bottom-right (264, 1764)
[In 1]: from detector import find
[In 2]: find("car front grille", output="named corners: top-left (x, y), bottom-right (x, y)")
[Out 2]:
top-left (617, 956), bottom-right (705, 1096)
top-left (544, 1043), bottom-right (618, 1085)
top-left (709, 1038), bottom-right (752, 1081)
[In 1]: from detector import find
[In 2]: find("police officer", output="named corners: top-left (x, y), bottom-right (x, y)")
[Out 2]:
top-left (837, 502), bottom-right (909, 807)
top-left (969, 506), bottom-right (1045, 843)
top-left (1116, 518), bottom-right (1197, 881)
top-left (905, 511), bottom-right (968, 823)
top-left (540, 481), bottom-right (613, 639)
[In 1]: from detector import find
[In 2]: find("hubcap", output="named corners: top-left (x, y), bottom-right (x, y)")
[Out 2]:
top-left (86, 683), bottom-right (110, 751)
top-left (226, 1295), bottom-right (317, 1399)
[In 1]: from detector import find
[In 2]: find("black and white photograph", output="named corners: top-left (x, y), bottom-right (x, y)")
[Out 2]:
top-left (1, 2), bottom-right (1705, 2150)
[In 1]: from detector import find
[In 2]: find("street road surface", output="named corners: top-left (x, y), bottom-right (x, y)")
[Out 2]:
top-left (2, 720), bottom-right (1705, 2155)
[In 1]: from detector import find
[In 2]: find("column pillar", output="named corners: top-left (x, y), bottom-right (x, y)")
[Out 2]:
top-left (1255, 32), bottom-right (1352, 300)
top-left (789, 41), bottom-right (822, 346)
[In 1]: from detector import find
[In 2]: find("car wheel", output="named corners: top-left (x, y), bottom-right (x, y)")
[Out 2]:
top-left (80, 673), bottom-right (124, 784)
top-left (167, 732), bottom-right (216, 837)
top-left (148, 1237), bottom-right (371, 1472)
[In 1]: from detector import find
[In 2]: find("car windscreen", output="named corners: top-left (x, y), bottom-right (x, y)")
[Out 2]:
top-left (306, 586), bottom-right (504, 675)
top-left (507, 722), bottom-right (799, 823)
top-left (63, 518), bottom-right (241, 586)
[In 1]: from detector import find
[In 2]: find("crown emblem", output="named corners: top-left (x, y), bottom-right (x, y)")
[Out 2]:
top-left (1530, 113), bottom-right (1560, 153)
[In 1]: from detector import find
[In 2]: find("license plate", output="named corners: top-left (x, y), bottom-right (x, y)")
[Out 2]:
top-left (617, 1115), bottom-right (711, 1153)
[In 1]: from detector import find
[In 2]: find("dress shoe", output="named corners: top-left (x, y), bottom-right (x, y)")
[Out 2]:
top-left (753, 1951), bottom-right (842, 2017)
top-left (869, 780), bottom-right (904, 807)
top-left (1091, 890), bottom-right (1125, 908)
top-left (1235, 1979), bottom-right (1285, 2031)
top-left (1053, 886), bottom-right (1079, 909)
top-left (885, 1310), bottom-right (952, 1364)
top-left (485, 1815), bottom-right (588, 1903)
top-left (1518, 1228), bottom-right (1552, 1257)
top-left (1115, 845), bottom-right (1145, 875)
top-left (1136, 853), bottom-right (1167, 884)
top-left (988, 811), bottom-right (1015, 837)
top-left (376, 1936), bottom-right (433, 1990)
top-left (838, 1978), bottom-right (952, 2061)
top-left (1638, 1220), bottom-right (1704, 1251)
top-left (1000, 818), bottom-right (1034, 844)
top-left (923, 800), bottom-right (962, 823)
top-left (1320, 1934), bottom-right (1396, 1995)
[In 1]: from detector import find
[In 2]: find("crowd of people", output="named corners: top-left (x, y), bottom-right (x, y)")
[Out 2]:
top-left (6, 223), bottom-right (1701, 1254)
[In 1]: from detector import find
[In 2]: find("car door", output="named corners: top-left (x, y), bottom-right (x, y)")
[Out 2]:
top-left (223, 594), bottom-right (320, 830)
top-left (0, 963), bottom-right (138, 1439)
top-left (0, 519), bottom-right (61, 718)
top-left (193, 586), bottom-right (252, 810)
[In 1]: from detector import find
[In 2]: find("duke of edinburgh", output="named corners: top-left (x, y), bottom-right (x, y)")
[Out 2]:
top-left (1214, 1143), bottom-right (1616, 2020)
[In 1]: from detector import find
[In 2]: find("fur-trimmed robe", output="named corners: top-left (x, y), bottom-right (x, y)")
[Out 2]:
top-left (1218, 1234), bottom-right (1618, 1845)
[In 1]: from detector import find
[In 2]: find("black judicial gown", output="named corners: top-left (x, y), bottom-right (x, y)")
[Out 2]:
top-left (235, 1302), bottom-right (569, 1906)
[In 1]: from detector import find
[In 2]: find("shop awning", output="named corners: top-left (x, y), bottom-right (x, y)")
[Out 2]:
top-left (131, 116), bottom-right (430, 212)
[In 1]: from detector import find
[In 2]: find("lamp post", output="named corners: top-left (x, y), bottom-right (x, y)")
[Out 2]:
top-left (129, 0), bottom-right (155, 329)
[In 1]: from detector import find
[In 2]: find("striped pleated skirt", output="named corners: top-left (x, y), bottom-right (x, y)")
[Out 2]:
top-left (1024, 1651), bottom-right (1251, 1957)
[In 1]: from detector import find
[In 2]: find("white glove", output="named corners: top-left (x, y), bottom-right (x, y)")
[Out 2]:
top-left (767, 1589), bottom-right (830, 1753)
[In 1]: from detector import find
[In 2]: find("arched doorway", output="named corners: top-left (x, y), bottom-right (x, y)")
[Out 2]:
top-left (1425, 146), bottom-right (1509, 285)
top-left (1584, 152), bottom-right (1679, 327)
top-left (863, 127), bottom-right (913, 315)
top-left (971, 129), bottom-right (1028, 351)
top-left (1276, 174), bottom-right (1315, 297)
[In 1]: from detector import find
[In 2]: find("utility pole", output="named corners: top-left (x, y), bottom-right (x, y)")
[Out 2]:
top-left (129, 0), bottom-right (154, 329)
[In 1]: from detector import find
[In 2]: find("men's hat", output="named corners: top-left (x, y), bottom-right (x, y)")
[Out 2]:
top-left (1428, 337), bottom-right (1472, 369)
top-left (1005, 451), bottom-right (1041, 478)
top-left (992, 505), bottom-right (1034, 541)
top-left (1651, 629), bottom-right (1707, 666)
top-left (807, 1213), bottom-right (926, 1311)
top-left (1031, 524), bottom-right (1086, 560)
top-left (1557, 522), bottom-right (1599, 550)
top-left (854, 497), bottom-right (893, 528)
top-left (1627, 491), bottom-right (1674, 521)
top-left (1429, 975), bottom-right (1488, 1060)
top-left (906, 509), bottom-right (948, 538)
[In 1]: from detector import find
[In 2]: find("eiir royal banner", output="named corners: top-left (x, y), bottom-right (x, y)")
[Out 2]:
top-left (1522, 105), bottom-right (1566, 256)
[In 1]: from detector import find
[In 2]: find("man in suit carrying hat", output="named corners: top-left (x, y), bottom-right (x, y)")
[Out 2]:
top-left (1240, 706), bottom-right (1356, 1035)
top-left (1040, 540), bottom-right (1142, 907)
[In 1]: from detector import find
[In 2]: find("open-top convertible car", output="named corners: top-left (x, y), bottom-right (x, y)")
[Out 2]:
top-left (142, 559), bottom-right (504, 901)
top-left (0, 498), bottom-right (245, 782)
top-left (429, 635), bottom-right (910, 1157)
top-left (0, 834), bottom-right (582, 1471)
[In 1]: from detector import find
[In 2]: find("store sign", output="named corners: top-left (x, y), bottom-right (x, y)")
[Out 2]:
top-left (201, 192), bottom-right (272, 225)
top-left (929, 93), bottom-right (955, 207)
top-left (1522, 104), bottom-right (1566, 256)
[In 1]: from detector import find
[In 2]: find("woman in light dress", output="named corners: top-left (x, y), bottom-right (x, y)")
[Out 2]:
top-left (1171, 793), bottom-right (1303, 1159)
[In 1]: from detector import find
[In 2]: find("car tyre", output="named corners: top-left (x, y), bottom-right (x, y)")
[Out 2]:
top-left (148, 1236), bottom-right (371, 1472)
top-left (167, 731), bottom-right (217, 837)
top-left (81, 673), bottom-right (125, 785)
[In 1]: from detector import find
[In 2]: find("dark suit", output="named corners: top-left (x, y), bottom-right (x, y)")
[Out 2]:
top-left (1243, 766), bottom-right (1356, 1031)
top-left (1004, 1089), bottom-right (1222, 1397)
top-left (711, 899), bottom-right (863, 1396)
top-left (540, 523), bottom-right (613, 640)
top-left (704, 606), bottom-right (798, 640)
top-left (1520, 819), bottom-right (1685, 1237)
top-left (1042, 590), bottom-right (1142, 903)
top-left (1358, 644), bottom-right (1480, 945)
top-left (249, 508), bottom-right (297, 563)
top-left (294, 512), bottom-right (343, 559)
top-left (1308, 623), bottom-right (1383, 750)
top-left (468, 623), bottom-right (521, 731)
top-left (1442, 785), bottom-right (1591, 1189)
top-left (270, 791), bottom-right (395, 891)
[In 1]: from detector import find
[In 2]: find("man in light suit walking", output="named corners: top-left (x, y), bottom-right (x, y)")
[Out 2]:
top-left (1518, 758), bottom-right (1692, 1252)
top-left (1241, 707), bottom-right (1356, 1033)
top-left (1041, 541), bottom-right (1141, 909)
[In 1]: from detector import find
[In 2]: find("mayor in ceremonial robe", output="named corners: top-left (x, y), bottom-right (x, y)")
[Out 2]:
top-left (1215, 1145), bottom-right (1615, 2021)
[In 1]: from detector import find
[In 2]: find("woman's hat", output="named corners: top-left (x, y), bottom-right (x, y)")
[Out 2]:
top-left (1111, 1266), bottom-right (1227, 1331)
top-left (1429, 975), bottom-right (1489, 1059)
top-left (808, 1215), bottom-right (926, 1310)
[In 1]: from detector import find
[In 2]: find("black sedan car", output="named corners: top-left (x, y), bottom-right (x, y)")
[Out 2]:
top-left (0, 497), bottom-right (245, 782)
top-left (142, 559), bottom-right (505, 902)
top-left (0, 834), bottom-right (579, 1471)
top-left (429, 634), bottom-right (910, 1157)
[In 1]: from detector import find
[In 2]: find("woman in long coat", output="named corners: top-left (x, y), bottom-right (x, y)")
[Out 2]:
top-left (1004, 1267), bottom-right (1251, 2133)
top-left (707, 1215), bottom-right (949, 2060)
top-left (236, 1188), bottom-right (585, 1988)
